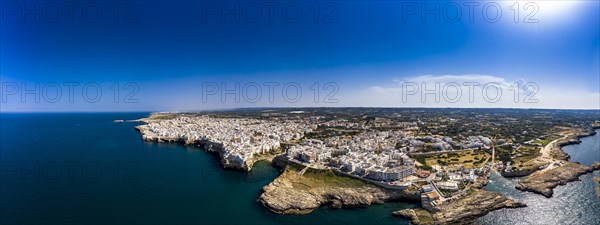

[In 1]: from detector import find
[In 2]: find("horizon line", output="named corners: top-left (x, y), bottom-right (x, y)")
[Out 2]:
top-left (1, 106), bottom-right (600, 113)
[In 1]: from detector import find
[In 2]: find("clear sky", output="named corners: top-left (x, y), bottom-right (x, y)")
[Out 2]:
top-left (1, 0), bottom-right (599, 111)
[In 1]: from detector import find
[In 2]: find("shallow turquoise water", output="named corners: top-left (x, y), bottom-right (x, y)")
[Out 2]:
top-left (0, 113), bottom-right (415, 224)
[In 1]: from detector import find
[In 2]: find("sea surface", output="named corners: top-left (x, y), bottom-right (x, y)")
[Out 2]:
top-left (0, 113), bottom-right (416, 224)
top-left (478, 129), bottom-right (600, 224)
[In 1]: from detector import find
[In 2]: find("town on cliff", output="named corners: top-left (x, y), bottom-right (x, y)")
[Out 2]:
top-left (132, 108), bottom-right (600, 224)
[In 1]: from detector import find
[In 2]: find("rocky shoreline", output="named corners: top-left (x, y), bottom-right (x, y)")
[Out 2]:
top-left (500, 165), bottom-right (545, 178)
top-left (432, 189), bottom-right (526, 224)
top-left (515, 161), bottom-right (600, 198)
top-left (258, 165), bottom-right (419, 215)
top-left (500, 130), bottom-right (595, 178)
top-left (393, 189), bottom-right (526, 225)
top-left (135, 124), bottom-right (261, 171)
top-left (392, 209), bottom-right (421, 224)
top-left (133, 115), bottom-right (598, 223)
top-left (134, 114), bottom-right (295, 172)
top-left (551, 130), bottom-right (597, 161)
top-left (513, 128), bottom-right (600, 198)
top-left (551, 138), bottom-right (582, 161)
top-left (259, 164), bottom-right (525, 224)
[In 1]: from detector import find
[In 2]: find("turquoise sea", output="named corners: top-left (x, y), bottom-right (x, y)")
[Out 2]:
top-left (0, 113), bottom-right (416, 224)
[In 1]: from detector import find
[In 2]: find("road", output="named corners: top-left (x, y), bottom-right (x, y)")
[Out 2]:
top-left (531, 135), bottom-right (570, 175)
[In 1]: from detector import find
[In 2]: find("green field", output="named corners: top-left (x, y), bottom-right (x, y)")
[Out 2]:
top-left (419, 149), bottom-right (490, 169)
top-left (285, 164), bottom-right (367, 190)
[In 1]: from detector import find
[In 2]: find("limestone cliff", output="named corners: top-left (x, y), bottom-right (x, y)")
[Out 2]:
top-left (258, 165), bottom-right (418, 215)
top-left (394, 189), bottom-right (526, 225)
top-left (392, 209), bottom-right (421, 224)
top-left (431, 189), bottom-right (525, 224)
top-left (515, 161), bottom-right (600, 198)
top-left (136, 124), bottom-right (275, 172)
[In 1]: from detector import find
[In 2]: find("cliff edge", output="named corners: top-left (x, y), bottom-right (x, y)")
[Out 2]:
top-left (393, 189), bottom-right (525, 225)
top-left (258, 165), bottom-right (418, 215)
top-left (515, 161), bottom-right (600, 198)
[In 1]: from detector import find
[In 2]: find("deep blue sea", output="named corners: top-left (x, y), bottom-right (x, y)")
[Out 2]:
top-left (0, 113), bottom-right (416, 224)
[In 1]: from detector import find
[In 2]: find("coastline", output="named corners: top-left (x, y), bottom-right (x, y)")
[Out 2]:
top-left (258, 159), bottom-right (526, 224)
top-left (392, 189), bottom-right (526, 225)
top-left (258, 164), bottom-right (420, 215)
top-left (136, 125), bottom-right (261, 171)
top-left (132, 113), bottom-right (596, 223)
top-left (135, 114), bottom-right (430, 219)
top-left (134, 121), bottom-right (425, 219)
top-left (548, 130), bottom-right (597, 161)
top-left (497, 129), bottom-right (597, 178)
top-left (515, 161), bottom-right (600, 198)
top-left (134, 113), bottom-right (288, 171)
top-left (133, 114), bottom-right (428, 218)
top-left (514, 128), bottom-right (600, 198)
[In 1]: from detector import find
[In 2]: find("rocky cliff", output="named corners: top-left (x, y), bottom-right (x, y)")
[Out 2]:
top-left (258, 165), bottom-right (418, 215)
top-left (136, 124), bottom-right (268, 172)
top-left (515, 161), bottom-right (600, 198)
top-left (431, 189), bottom-right (526, 224)
top-left (551, 131), bottom-right (597, 161)
top-left (500, 166), bottom-right (543, 178)
top-left (392, 209), bottom-right (421, 224)
top-left (392, 189), bottom-right (525, 225)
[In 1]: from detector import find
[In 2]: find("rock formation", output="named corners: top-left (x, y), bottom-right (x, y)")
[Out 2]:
top-left (392, 189), bottom-right (525, 225)
top-left (392, 209), bottom-right (421, 224)
top-left (515, 162), bottom-right (600, 198)
top-left (258, 165), bottom-right (418, 215)
top-left (430, 189), bottom-right (526, 224)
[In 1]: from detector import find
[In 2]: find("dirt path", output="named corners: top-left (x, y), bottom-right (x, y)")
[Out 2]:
top-left (532, 135), bottom-right (569, 175)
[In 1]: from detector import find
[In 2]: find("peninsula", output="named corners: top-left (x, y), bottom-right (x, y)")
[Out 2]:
top-left (515, 161), bottom-right (600, 197)
top-left (135, 114), bottom-right (306, 171)
top-left (258, 164), bottom-right (419, 215)
top-left (393, 188), bottom-right (526, 224)
top-left (513, 128), bottom-right (600, 198)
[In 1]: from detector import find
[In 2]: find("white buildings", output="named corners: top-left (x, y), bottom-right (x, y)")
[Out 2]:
top-left (465, 170), bottom-right (477, 183)
top-left (422, 184), bottom-right (434, 193)
top-left (365, 166), bottom-right (415, 181)
top-left (143, 116), bottom-right (502, 184)
top-left (286, 132), bottom-right (417, 182)
top-left (140, 115), bottom-right (309, 167)
top-left (437, 181), bottom-right (459, 191)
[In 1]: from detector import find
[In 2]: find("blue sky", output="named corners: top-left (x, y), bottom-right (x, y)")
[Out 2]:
top-left (1, 0), bottom-right (599, 111)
